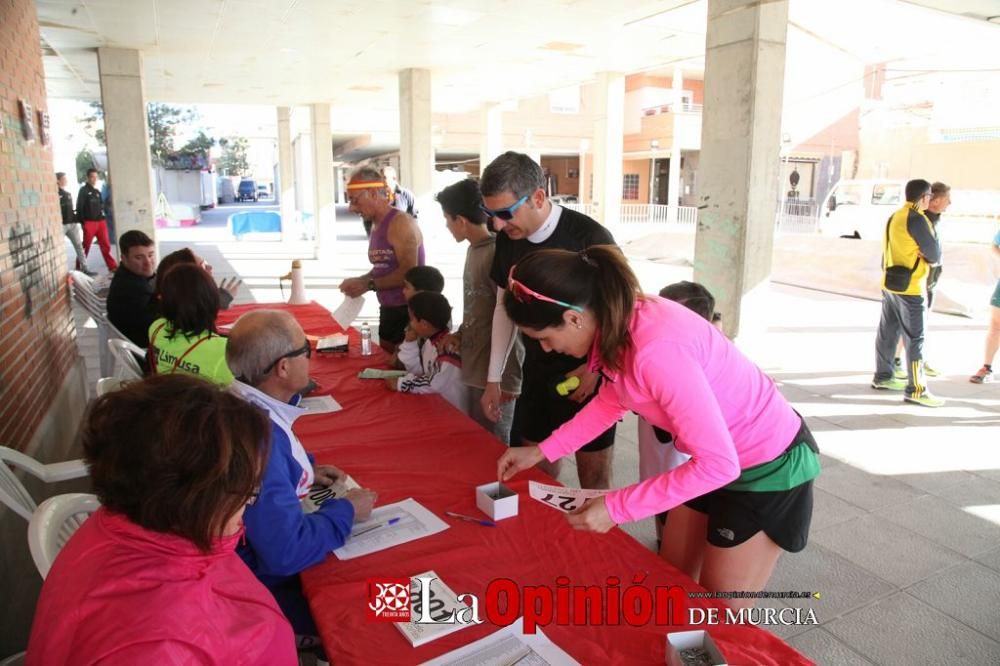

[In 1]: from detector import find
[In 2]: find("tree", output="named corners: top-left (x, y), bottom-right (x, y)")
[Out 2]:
top-left (180, 130), bottom-right (215, 154)
top-left (77, 101), bottom-right (197, 165)
top-left (75, 148), bottom-right (104, 183)
top-left (218, 136), bottom-right (250, 176)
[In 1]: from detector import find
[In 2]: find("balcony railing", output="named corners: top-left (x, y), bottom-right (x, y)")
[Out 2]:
top-left (774, 199), bottom-right (819, 234)
top-left (565, 203), bottom-right (698, 227)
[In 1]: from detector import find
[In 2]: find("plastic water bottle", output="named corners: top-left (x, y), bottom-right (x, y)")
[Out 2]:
top-left (360, 322), bottom-right (372, 356)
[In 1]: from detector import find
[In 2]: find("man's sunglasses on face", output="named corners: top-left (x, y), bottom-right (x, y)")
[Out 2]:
top-left (262, 339), bottom-right (312, 375)
top-left (480, 194), bottom-right (529, 222)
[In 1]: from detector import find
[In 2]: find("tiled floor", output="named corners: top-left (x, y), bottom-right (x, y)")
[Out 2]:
top-left (72, 208), bottom-right (1000, 665)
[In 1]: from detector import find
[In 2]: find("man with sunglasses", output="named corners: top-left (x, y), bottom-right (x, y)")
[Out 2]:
top-left (481, 151), bottom-right (618, 489)
top-left (227, 309), bottom-right (377, 640)
top-left (340, 166), bottom-right (425, 353)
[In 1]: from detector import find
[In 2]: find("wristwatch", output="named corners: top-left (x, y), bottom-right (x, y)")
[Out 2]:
top-left (367, 278), bottom-right (377, 292)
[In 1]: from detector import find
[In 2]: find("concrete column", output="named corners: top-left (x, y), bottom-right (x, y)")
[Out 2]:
top-left (591, 72), bottom-right (625, 228)
top-left (693, 0), bottom-right (789, 339)
top-left (276, 106), bottom-right (295, 226)
top-left (398, 68), bottom-right (433, 198)
top-left (479, 104), bottom-right (503, 175)
top-left (578, 139), bottom-right (589, 203)
top-left (97, 48), bottom-right (156, 243)
top-left (310, 103), bottom-right (335, 258)
top-left (667, 66), bottom-right (684, 224)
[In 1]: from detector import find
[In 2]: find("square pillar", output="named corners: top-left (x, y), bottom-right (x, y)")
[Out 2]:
top-left (398, 68), bottom-right (433, 197)
top-left (591, 72), bottom-right (625, 228)
top-left (667, 66), bottom-right (684, 224)
top-left (97, 47), bottom-right (156, 243)
top-left (276, 106), bottom-right (296, 226)
top-left (693, 0), bottom-right (789, 338)
top-left (310, 103), bottom-right (335, 258)
top-left (479, 104), bottom-right (503, 176)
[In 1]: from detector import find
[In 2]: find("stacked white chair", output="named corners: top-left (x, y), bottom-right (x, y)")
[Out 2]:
top-left (28, 493), bottom-right (100, 579)
top-left (0, 446), bottom-right (88, 522)
top-left (107, 339), bottom-right (145, 380)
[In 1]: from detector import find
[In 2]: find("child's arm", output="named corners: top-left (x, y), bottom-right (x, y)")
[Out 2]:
top-left (396, 337), bottom-right (422, 373)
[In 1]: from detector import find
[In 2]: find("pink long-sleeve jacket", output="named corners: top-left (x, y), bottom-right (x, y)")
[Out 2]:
top-left (539, 296), bottom-right (801, 524)
top-left (26, 507), bottom-right (297, 665)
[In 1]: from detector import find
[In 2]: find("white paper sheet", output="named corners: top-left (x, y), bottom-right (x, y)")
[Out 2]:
top-left (301, 475), bottom-right (360, 514)
top-left (332, 295), bottom-right (365, 329)
top-left (299, 395), bottom-right (342, 414)
top-left (528, 481), bottom-right (613, 514)
top-left (420, 618), bottom-right (580, 666)
top-left (333, 498), bottom-right (448, 560)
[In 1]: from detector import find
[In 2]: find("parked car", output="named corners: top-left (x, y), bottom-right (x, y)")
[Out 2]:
top-left (818, 180), bottom-right (904, 239)
top-left (237, 179), bottom-right (258, 202)
top-left (256, 184), bottom-right (270, 199)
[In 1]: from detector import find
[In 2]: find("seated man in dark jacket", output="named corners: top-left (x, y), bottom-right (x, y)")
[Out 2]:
top-left (106, 231), bottom-right (157, 347)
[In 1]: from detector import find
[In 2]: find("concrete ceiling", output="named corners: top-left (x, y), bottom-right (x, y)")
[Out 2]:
top-left (36, 0), bottom-right (708, 114)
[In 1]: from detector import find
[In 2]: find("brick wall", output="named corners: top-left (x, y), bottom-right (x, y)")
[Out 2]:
top-left (0, 0), bottom-right (77, 453)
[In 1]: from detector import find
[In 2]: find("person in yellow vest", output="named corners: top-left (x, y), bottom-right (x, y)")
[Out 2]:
top-left (871, 179), bottom-right (943, 407)
top-left (148, 263), bottom-right (234, 385)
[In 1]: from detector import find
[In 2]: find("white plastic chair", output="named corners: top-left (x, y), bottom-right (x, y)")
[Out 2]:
top-left (0, 446), bottom-right (88, 522)
top-left (108, 338), bottom-right (145, 380)
top-left (96, 376), bottom-right (130, 396)
top-left (0, 651), bottom-right (25, 665)
top-left (70, 271), bottom-right (115, 376)
top-left (28, 493), bottom-right (100, 579)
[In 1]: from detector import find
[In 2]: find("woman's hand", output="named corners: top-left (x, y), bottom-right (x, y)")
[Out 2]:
top-left (434, 332), bottom-right (460, 354)
top-left (567, 364), bottom-right (599, 404)
top-left (497, 445), bottom-right (545, 482)
top-left (566, 496), bottom-right (616, 533)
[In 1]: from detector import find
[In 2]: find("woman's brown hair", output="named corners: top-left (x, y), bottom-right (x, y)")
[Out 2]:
top-left (83, 374), bottom-right (271, 551)
top-left (503, 245), bottom-right (641, 372)
top-left (158, 262), bottom-right (221, 339)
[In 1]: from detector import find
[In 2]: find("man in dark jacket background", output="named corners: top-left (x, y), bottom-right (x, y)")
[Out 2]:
top-left (57, 172), bottom-right (91, 275)
top-left (106, 231), bottom-right (156, 347)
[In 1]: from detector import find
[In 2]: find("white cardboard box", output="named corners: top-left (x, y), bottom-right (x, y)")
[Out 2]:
top-left (475, 482), bottom-right (518, 521)
top-left (666, 630), bottom-right (727, 666)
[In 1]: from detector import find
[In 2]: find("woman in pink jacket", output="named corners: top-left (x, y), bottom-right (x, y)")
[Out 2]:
top-left (27, 374), bottom-right (297, 665)
top-left (497, 246), bottom-right (820, 607)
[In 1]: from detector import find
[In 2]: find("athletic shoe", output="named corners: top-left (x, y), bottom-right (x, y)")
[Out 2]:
top-left (924, 362), bottom-right (940, 377)
top-left (893, 358), bottom-right (907, 380)
top-left (904, 393), bottom-right (945, 408)
top-left (970, 366), bottom-right (994, 384)
top-left (871, 377), bottom-right (906, 391)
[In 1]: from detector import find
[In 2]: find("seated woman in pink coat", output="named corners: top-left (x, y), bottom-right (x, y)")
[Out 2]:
top-left (27, 374), bottom-right (297, 665)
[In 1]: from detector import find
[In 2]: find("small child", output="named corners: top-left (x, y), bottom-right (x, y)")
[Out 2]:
top-left (386, 291), bottom-right (469, 414)
top-left (641, 281), bottom-right (722, 550)
top-left (402, 265), bottom-right (444, 301)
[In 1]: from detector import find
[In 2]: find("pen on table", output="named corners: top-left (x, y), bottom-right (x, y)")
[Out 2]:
top-left (352, 517), bottom-right (400, 537)
top-left (444, 511), bottom-right (496, 527)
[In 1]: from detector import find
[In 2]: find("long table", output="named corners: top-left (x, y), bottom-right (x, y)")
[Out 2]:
top-left (219, 302), bottom-right (813, 665)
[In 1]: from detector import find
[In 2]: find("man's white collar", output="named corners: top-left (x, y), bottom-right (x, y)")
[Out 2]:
top-left (527, 203), bottom-right (562, 244)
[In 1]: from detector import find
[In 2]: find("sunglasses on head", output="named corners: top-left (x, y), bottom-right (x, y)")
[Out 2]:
top-left (262, 339), bottom-right (311, 375)
top-left (507, 266), bottom-right (583, 312)
top-left (480, 194), bottom-right (529, 221)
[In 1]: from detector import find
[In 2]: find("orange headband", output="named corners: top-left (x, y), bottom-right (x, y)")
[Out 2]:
top-left (346, 180), bottom-right (387, 191)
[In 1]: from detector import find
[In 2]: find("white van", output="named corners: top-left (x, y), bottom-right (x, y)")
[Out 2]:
top-left (818, 180), bottom-right (905, 240)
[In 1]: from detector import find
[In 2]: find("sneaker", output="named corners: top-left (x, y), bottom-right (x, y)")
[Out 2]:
top-left (970, 366), bottom-right (994, 384)
top-left (904, 392), bottom-right (945, 408)
top-left (893, 358), bottom-right (907, 380)
top-left (924, 362), bottom-right (940, 377)
top-left (872, 377), bottom-right (906, 391)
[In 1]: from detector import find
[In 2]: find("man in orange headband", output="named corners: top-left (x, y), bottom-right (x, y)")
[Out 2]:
top-left (340, 166), bottom-right (425, 353)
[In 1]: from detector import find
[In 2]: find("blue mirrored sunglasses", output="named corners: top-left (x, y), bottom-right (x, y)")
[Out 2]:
top-left (479, 195), bottom-right (529, 221)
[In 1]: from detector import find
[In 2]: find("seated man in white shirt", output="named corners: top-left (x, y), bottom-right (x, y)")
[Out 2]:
top-left (226, 309), bottom-right (377, 640)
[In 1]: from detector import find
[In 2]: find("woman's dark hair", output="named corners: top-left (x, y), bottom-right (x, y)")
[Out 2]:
top-left (157, 248), bottom-right (197, 279)
top-left (83, 374), bottom-right (270, 551)
top-left (659, 281), bottom-right (716, 322)
top-left (158, 262), bottom-right (220, 339)
top-left (503, 245), bottom-right (640, 371)
top-left (408, 291), bottom-right (452, 331)
top-left (436, 179), bottom-right (488, 226)
top-left (404, 265), bottom-right (445, 294)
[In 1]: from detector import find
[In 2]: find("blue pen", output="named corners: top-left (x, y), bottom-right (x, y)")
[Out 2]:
top-left (352, 516), bottom-right (401, 537)
top-left (445, 511), bottom-right (496, 527)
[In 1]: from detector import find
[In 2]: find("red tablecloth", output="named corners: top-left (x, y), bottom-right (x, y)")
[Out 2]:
top-left (220, 302), bottom-right (814, 666)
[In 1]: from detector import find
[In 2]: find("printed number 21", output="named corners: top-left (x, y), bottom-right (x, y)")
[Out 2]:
top-left (540, 492), bottom-right (577, 511)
